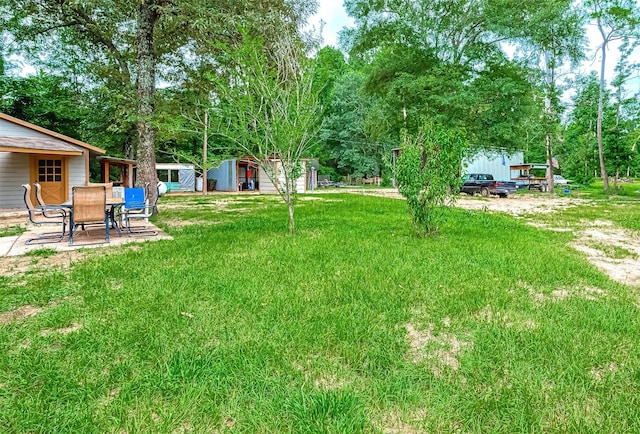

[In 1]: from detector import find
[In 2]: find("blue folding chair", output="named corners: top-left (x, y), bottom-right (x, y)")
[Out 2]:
top-left (120, 186), bottom-right (158, 236)
top-left (124, 188), bottom-right (146, 210)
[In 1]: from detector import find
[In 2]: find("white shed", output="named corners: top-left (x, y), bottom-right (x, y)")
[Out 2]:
top-left (0, 112), bottom-right (106, 209)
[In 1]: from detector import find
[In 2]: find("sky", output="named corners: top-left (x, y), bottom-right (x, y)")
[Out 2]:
top-left (308, 0), bottom-right (354, 48)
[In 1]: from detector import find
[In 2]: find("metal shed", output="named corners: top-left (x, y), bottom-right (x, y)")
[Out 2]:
top-left (156, 163), bottom-right (195, 192)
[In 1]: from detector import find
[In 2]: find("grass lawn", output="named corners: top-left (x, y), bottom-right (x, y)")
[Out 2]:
top-left (1, 193), bottom-right (640, 432)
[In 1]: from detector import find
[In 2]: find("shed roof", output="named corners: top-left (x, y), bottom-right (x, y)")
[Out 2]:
top-left (0, 136), bottom-right (84, 155)
top-left (0, 112), bottom-right (105, 154)
top-left (96, 156), bottom-right (137, 165)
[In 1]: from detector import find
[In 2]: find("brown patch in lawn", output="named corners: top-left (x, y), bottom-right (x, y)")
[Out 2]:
top-left (362, 189), bottom-right (585, 216)
top-left (292, 359), bottom-right (349, 391)
top-left (404, 323), bottom-right (471, 376)
top-left (0, 305), bottom-right (43, 324)
top-left (172, 421), bottom-right (194, 434)
top-left (377, 408), bottom-right (427, 434)
top-left (526, 221), bottom-right (573, 232)
top-left (590, 363), bottom-right (618, 382)
top-left (475, 305), bottom-right (538, 329)
top-left (96, 387), bottom-right (121, 411)
top-left (571, 224), bottom-right (640, 286)
top-left (0, 249), bottom-right (93, 277)
top-left (313, 374), bottom-right (345, 390)
top-left (40, 322), bottom-right (82, 336)
top-left (527, 283), bottom-right (608, 304)
top-left (164, 219), bottom-right (221, 229)
top-left (1, 296), bottom-right (82, 325)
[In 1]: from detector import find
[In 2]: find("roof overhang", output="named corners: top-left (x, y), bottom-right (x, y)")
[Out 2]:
top-left (0, 137), bottom-right (85, 156)
top-left (0, 112), bottom-right (105, 154)
top-left (96, 156), bottom-right (137, 166)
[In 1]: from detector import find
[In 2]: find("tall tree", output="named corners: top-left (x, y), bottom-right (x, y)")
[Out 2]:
top-left (320, 71), bottom-right (391, 178)
top-left (216, 35), bottom-right (321, 234)
top-left (490, 0), bottom-right (586, 193)
top-left (342, 0), bottom-right (542, 157)
top-left (560, 73), bottom-right (602, 185)
top-left (0, 0), bottom-right (317, 200)
top-left (584, 0), bottom-right (640, 193)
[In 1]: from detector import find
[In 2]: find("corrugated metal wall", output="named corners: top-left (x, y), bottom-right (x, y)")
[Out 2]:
top-left (463, 150), bottom-right (524, 181)
top-left (208, 160), bottom-right (236, 191)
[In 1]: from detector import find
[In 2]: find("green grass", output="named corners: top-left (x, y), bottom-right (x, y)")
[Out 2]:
top-left (0, 225), bottom-right (25, 238)
top-left (566, 179), bottom-right (640, 199)
top-left (1, 193), bottom-right (640, 432)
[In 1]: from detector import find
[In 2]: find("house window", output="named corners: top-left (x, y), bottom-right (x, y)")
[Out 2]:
top-left (38, 159), bottom-right (62, 182)
top-left (157, 169), bottom-right (179, 183)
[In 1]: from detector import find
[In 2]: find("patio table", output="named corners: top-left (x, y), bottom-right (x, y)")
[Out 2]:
top-left (61, 197), bottom-right (124, 237)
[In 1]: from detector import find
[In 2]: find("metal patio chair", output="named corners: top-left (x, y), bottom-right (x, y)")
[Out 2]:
top-left (120, 183), bottom-right (160, 237)
top-left (21, 184), bottom-right (70, 244)
top-left (68, 185), bottom-right (109, 245)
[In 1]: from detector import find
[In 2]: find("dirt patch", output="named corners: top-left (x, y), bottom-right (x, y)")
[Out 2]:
top-left (358, 188), bottom-right (586, 217)
top-left (377, 408), bottom-right (427, 434)
top-left (590, 363), bottom-right (618, 382)
top-left (40, 322), bottom-right (83, 336)
top-left (0, 296), bottom-right (82, 325)
top-left (524, 282), bottom-right (609, 304)
top-left (475, 305), bottom-right (538, 330)
top-left (164, 219), bottom-right (221, 229)
top-left (404, 323), bottom-right (471, 376)
top-left (571, 223), bottom-right (640, 286)
top-left (0, 305), bottom-right (43, 324)
top-left (0, 249), bottom-right (95, 277)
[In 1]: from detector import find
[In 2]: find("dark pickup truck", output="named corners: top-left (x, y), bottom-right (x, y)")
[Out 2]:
top-left (461, 173), bottom-right (517, 198)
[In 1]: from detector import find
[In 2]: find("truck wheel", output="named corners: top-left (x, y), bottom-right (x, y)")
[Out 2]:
top-left (481, 187), bottom-right (489, 197)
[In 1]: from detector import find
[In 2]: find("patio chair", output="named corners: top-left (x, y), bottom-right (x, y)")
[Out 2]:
top-left (21, 184), bottom-right (69, 244)
top-left (120, 183), bottom-right (160, 237)
top-left (33, 182), bottom-right (46, 206)
top-left (68, 185), bottom-right (109, 245)
top-left (33, 182), bottom-right (69, 219)
top-left (88, 182), bottom-right (113, 199)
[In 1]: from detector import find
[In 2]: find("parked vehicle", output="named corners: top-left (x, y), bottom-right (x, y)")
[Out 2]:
top-left (461, 173), bottom-right (517, 198)
top-left (553, 175), bottom-right (571, 186)
top-left (318, 179), bottom-right (334, 187)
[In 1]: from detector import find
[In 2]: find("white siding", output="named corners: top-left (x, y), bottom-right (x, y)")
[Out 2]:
top-left (0, 152), bottom-right (31, 208)
top-left (68, 155), bottom-right (86, 191)
top-left (258, 160), bottom-right (307, 194)
top-left (296, 161), bottom-right (306, 193)
top-left (0, 118), bottom-right (59, 139)
top-left (156, 163), bottom-right (194, 170)
top-left (259, 163), bottom-right (278, 194)
top-left (463, 150), bottom-right (524, 181)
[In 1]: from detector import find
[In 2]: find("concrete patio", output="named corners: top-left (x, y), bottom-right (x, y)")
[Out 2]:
top-left (0, 208), bottom-right (172, 257)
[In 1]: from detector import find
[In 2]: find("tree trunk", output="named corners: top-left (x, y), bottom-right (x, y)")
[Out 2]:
top-left (202, 110), bottom-right (208, 195)
top-left (287, 201), bottom-right (295, 234)
top-left (136, 2), bottom-right (159, 202)
top-left (544, 52), bottom-right (554, 194)
top-left (597, 19), bottom-right (610, 194)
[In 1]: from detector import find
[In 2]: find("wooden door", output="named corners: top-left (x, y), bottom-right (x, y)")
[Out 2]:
top-left (31, 156), bottom-right (67, 204)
